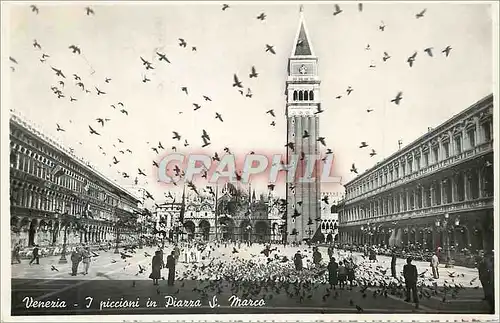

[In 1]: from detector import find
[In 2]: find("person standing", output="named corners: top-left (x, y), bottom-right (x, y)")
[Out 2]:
top-left (391, 252), bottom-right (397, 278)
top-left (346, 259), bottom-right (356, 289)
top-left (70, 247), bottom-right (82, 276)
top-left (29, 244), bottom-right (40, 265)
top-left (82, 246), bottom-right (92, 275)
top-left (328, 257), bottom-right (339, 290)
top-left (431, 252), bottom-right (440, 279)
top-left (313, 247), bottom-right (322, 268)
top-left (12, 242), bottom-right (22, 264)
top-left (166, 251), bottom-right (176, 286)
top-left (294, 251), bottom-right (303, 271)
top-left (337, 261), bottom-right (347, 290)
top-left (173, 244), bottom-right (180, 264)
top-left (150, 250), bottom-right (163, 285)
top-left (403, 257), bottom-right (419, 309)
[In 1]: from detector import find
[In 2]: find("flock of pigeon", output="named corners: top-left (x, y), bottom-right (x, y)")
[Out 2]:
top-left (82, 242), bottom-right (481, 312)
top-left (9, 4), bottom-right (453, 207)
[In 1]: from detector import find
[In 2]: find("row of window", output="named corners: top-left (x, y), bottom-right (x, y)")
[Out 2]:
top-left (11, 125), bottom-right (137, 209)
top-left (341, 167), bottom-right (493, 223)
top-left (10, 186), bottom-right (114, 222)
top-left (292, 90), bottom-right (315, 101)
top-left (10, 147), bottom-right (134, 210)
top-left (346, 120), bottom-right (492, 200)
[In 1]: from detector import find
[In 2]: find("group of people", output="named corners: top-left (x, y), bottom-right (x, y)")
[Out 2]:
top-left (70, 245), bottom-right (92, 276)
top-left (149, 244), bottom-right (180, 286)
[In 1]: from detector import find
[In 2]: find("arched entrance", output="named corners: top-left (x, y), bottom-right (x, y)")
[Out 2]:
top-left (240, 219), bottom-right (252, 241)
top-left (219, 216), bottom-right (235, 241)
top-left (199, 220), bottom-right (210, 241)
top-left (28, 219), bottom-right (38, 246)
top-left (255, 221), bottom-right (269, 243)
top-left (183, 221), bottom-right (196, 240)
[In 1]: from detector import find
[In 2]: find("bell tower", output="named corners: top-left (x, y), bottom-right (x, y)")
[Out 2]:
top-left (285, 6), bottom-right (321, 242)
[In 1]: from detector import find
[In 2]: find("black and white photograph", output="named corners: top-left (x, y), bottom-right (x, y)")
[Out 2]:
top-left (1, 1), bottom-right (498, 321)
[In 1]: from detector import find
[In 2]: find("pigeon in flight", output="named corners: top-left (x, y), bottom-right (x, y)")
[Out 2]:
top-left (202, 129), bottom-right (210, 141)
top-left (391, 92), bottom-right (403, 105)
top-left (416, 8), bottom-right (427, 18)
top-left (193, 103), bottom-right (201, 111)
top-left (105, 77), bottom-right (111, 83)
top-left (302, 130), bottom-right (310, 139)
top-left (70, 97), bottom-right (77, 102)
top-left (51, 67), bottom-right (66, 78)
top-left (265, 44), bottom-right (276, 55)
top-left (383, 52), bottom-right (391, 62)
top-left (245, 88), bottom-right (252, 98)
top-left (249, 66), bottom-right (258, 78)
top-left (350, 163), bottom-right (358, 174)
top-left (346, 86), bottom-right (353, 95)
top-left (56, 124), bottom-right (65, 132)
top-left (222, 4), bottom-right (229, 10)
top-left (358, 3), bottom-right (363, 12)
top-left (314, 105), bottom-right (324, 114)
top-left (113, 156), bottom-right (120, 165)
top-left (9, 57), bottom-right (18, 64)
top-left (407, 52), bottom-right (417, 67)
top-left (140, 57), bottom-right (151, 66)
top-left (379, 21), bottom-right (386, 31)
top-left (359, 142), bottom-right (368, 148)
top-left (178, 38), bottom-right (187, 48)
top-left (156, 52), bottom-right (171, 63)
top-left (257, 13), bottom-right (266, 20)
top-left (30, 5), bottom-right (39, 14)
top-left (215, 112), bottom-right (223, 122)
top-left (181, 87), bottom-right (188, 95)
top-left (85, 7), bottom-right (94, 15)
top-left (33, 39), bottom-right (41, 50)
top-left (69, 45), bottom-right (81, 54)
top-left (333, 4), bottom-right (342, 15)
top-left (232, 74), bottom-right (243, 88)
top-left (202, 137), bottom-right (211, 148)
top-left (266, 109), bottom-right (275, 117)
top-left (120, 109), bottom-right (128, 115)
top-left (424, 47), bottom-right (434, 57)
top-left (367, 108), bottom-right (373, 113)
top-left (317, 137), bottom-right (326, 146)
top-left (88, 125), bottom-right (100, 135)
top-left (442, 46), bottom-right (452, 57)
top-left (172, 131), bottom-right (181, 141)
top-left (203, 95), bottom-right (211, 101)
top-left (142, 75), bottom-right (151, 83)
top-left (370, 149), bottom-right (377, 157)
top-left (95, 87), bottom-right (106, 95)
top-left (158, 141), bottom-right (164, 150)
top-left (138, 169), bottom-right (146, 176)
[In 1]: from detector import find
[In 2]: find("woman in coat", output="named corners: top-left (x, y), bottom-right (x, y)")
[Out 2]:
top-left (327, 257), bottom-right (339, 290)
top-left (150, 250), bottom-right (163, 285)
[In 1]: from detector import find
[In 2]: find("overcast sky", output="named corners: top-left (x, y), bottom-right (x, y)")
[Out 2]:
top-left (5, 2), bottom-right (494, 201)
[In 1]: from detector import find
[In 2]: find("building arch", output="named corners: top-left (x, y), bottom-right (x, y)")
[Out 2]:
top-left (304, 90), bottom-right (309, 100)
top-left (298, 91), bottom-right (303, 101)
top-left (183, 220), bottom-right (196, 240)
top-left (293, 91), bottom-right (298, 101)
top-left (199, 220), bottom-right (210, 241)
top-left (309, 90), bottom-right (314, 100)
top-left (255, 221), bottom-right (270, 242)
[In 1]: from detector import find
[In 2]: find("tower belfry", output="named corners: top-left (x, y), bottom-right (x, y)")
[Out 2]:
top-left (285, 6), bottom-right (321, 242)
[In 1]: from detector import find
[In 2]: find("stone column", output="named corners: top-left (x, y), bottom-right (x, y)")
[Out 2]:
top-left (430, 184), bottom-right (435, 206)
top-left (464, 171), bottom-right (470, 201)
top-left (451, 175), bottom-right (457, 202)
top-left (441, 179), bottom-right (446, 204)
top-left (421, 186), bottom-right (426, 208)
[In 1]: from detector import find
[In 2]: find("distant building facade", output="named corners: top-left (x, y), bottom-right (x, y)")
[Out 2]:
top-left (338, 94), bottom-right (494, 254)
top-left (9, 112), bottom-right (141, 248)
top-left (157, 183), bottom-right (284, 242)
top-left (319, 192), bottom-right (343, 243)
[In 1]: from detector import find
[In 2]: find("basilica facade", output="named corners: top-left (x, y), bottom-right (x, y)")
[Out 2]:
top-left (156, 183), bottom-right (285, 243)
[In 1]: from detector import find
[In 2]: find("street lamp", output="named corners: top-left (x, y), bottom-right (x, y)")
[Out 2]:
top-left (57, 206), bottom-right (73, 264)
top-left (435, 213), bottom-right (455, 268)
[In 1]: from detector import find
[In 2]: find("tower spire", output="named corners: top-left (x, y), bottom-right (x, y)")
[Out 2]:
top-left (291, 5), bottom-right (315, 57)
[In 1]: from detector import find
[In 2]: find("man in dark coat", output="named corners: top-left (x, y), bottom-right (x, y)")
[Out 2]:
top-left (70, 247), bottom-right (82, 276)
top-left (391, 252), bottom-right (397, 278)
top-left (403, 257), bottom-right (419, 308)
top-left (29, 245), bottom-right (40, 265)
top-left (166, 251), bottom-right (176, 286)
top-left (294, 251), bottom-right (303, 271)
top-left (478, 252), bottom-right (494, 313)
top-left (327, 257), bottom-right (339, 289)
